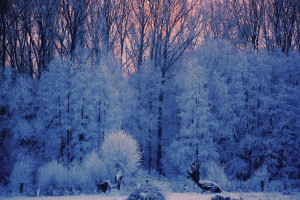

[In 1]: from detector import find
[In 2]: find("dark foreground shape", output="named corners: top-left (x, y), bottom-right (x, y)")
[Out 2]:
top-left (97, 181), bottom-right (110, 193)
top-left (187, 162), bottom-right (223, 193)
top-left (126, 183), bottom-right (166, 200)
top-left (211, 195), bottom-right (242, 200)
top-left (211, 195), bottom-right (231, 200)
top-left (197, 180), bottom-right (223, 193)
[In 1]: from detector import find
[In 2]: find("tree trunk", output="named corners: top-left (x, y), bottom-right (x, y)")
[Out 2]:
top-left (98, 97), bottom-right (101, 149)
top-left (148, 90), bottom-right (153, 173)
top-left (147, 137), bottom-right (152, 173)
top-left (67, 74), bottom-right (71, 164)
top-left (80, 86), bottom-right (85, 163)
top-left (103, 0), bottom-right (111, 55)
top-left (156, 77), bottom-right (165, 175)
top-left (137, 1), bottom-right (145, 72)
top-left (0, 0), bottom-right (7, 70)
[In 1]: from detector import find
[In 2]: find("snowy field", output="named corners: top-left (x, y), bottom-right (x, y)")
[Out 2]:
top-left (1, 192), bottom-right (300, 200)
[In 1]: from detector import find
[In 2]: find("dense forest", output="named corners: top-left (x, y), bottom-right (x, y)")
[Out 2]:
top-left (0, 0), bottom-right (299, 196)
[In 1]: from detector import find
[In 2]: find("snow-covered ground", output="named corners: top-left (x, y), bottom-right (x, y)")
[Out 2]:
top-left (1, 192), bottom-right (300, 200)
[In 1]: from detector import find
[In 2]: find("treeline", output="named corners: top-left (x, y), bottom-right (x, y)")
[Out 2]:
top-left (0, 0), bottom-right (299, 193)
top-left (1, 41), bottom-right (299, 190)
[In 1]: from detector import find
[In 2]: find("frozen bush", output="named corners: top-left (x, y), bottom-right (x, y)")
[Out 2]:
top-left (126, 183), bottom-right (166, 200)
top-left (37, 153), bottom-right (108, 195)
top-left (37, 160), bottom-right (67, 195)
top-left (120, 169), bottom-right (146, 191)
top-left (211, 195), bottom-right (232, 200)
top-left (101, 130), bottom-right (141, 181)
top-left (10, 158), bottom-right (35, 195)
top-left (67, 162), bottom-right (87, 193)
top-left (211, 195), bottom-right (242, 200)
top-left (80, 152), bottom-right (107, 192)
top-left (83, 151), bottom-right (107, 183)
top-left (249, 165), bottom-right (269, 192)
top-left (206, 161), bottom-right (229, 191)
top-left (226, 158), bottom-right (248, 181)
top-left (37, 131), bottom-right (141, 195)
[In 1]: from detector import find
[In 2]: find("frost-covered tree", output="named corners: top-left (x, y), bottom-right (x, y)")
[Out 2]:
top-left (168, 55), bottom-right (218, 177)
top-left (10, 157), bottom-right (35, 195)
top-left (150, 0), bottom-right (202, 175)
top-left (0, 69), bottom-right (15, 185)
top-left (36, 58), bottom-right (64, 162)
top-left (90, 58), bottom-right (123, 149)
top-left (100, 130), bottom-right (141, 183)
top-left (0, 70), bottom-right (38, 187)
top-left (194, 40), bottom-right (244, 138)
top-left (36, 56), bottom-right (125, 164)
top-left (129, 65), bottom-right (160, 172)
top-left (258, 52), bottom-right (300, 180)
top-left (69, 62), bottom-right (94, 163)
top-left (36, 58), bottom-right (77, 164)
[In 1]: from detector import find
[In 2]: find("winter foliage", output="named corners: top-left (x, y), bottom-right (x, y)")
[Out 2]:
top-left (101, 130), bottom-right (142, 180)
top-left (35, 131), bottom-right (141, 195)
top-left (0, 40), bottom-right (299, 196)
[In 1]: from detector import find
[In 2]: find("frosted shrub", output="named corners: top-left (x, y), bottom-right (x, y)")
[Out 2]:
top-left (101, 130), bottom-right (141, 181)
top-left (83, 151), bottom-right (106, 181)
top-left (10, 158), bottom-right (35, 195)
top-left (68, 163), bottom-right (87, 194)
top-left (81, 152), bottom-right (107, 191)
top-left (211, 195), bottom-right (234, 200)
top-left (126, 183), bottom-right (166, 200)
top-left (226, 157), bottom-right (248, 181)
top-left (35, 131), bottom-right (141, 195)
top-left (248, 165), bottom-right (269, 192)
top-left (37, 153), bottom-right (108, 195)
top-left (37, 160), bottom-right (67, 195)
top-left (206, 162), bottom-right (228, 190)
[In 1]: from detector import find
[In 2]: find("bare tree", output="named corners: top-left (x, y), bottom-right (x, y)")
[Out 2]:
top-left (225, 0), bottom-right (265, 51)
top-left (150, 0), bottom-right (202, 174)
top-left (60, 0), bottom-right (89, 58)
top-left (263, 0), bottom-right (299, 53)
top-left (296, 1), bottom-right (300, 52)
top-left (0, 0), bottom-right (8, 71)
top-left (31, 0), bottom-right (58, 77)
top-left (5, 0), bottom-right (35, 75)
top-left (115, 0), bottom-right (131, 67)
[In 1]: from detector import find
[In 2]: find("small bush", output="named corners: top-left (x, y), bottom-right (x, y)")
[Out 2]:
top-left (126, 183), bottom-right (166, 200)
top-left (206, 162), bottom-right (228, 190)
top-left (37, 160), bottom-right (68, 195)
top-left (211, 195), bottom-right (242, 200)
top-left (82, 151), bottom-right (107, 189)
top-left (10, 158), bottom-right (35, 196)
top-left (211, 195), bottom-right (230, 200)
top-left (37, 153), bottom-right (107, 195)
top-left (248, 165), bottom-right (269, 192)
